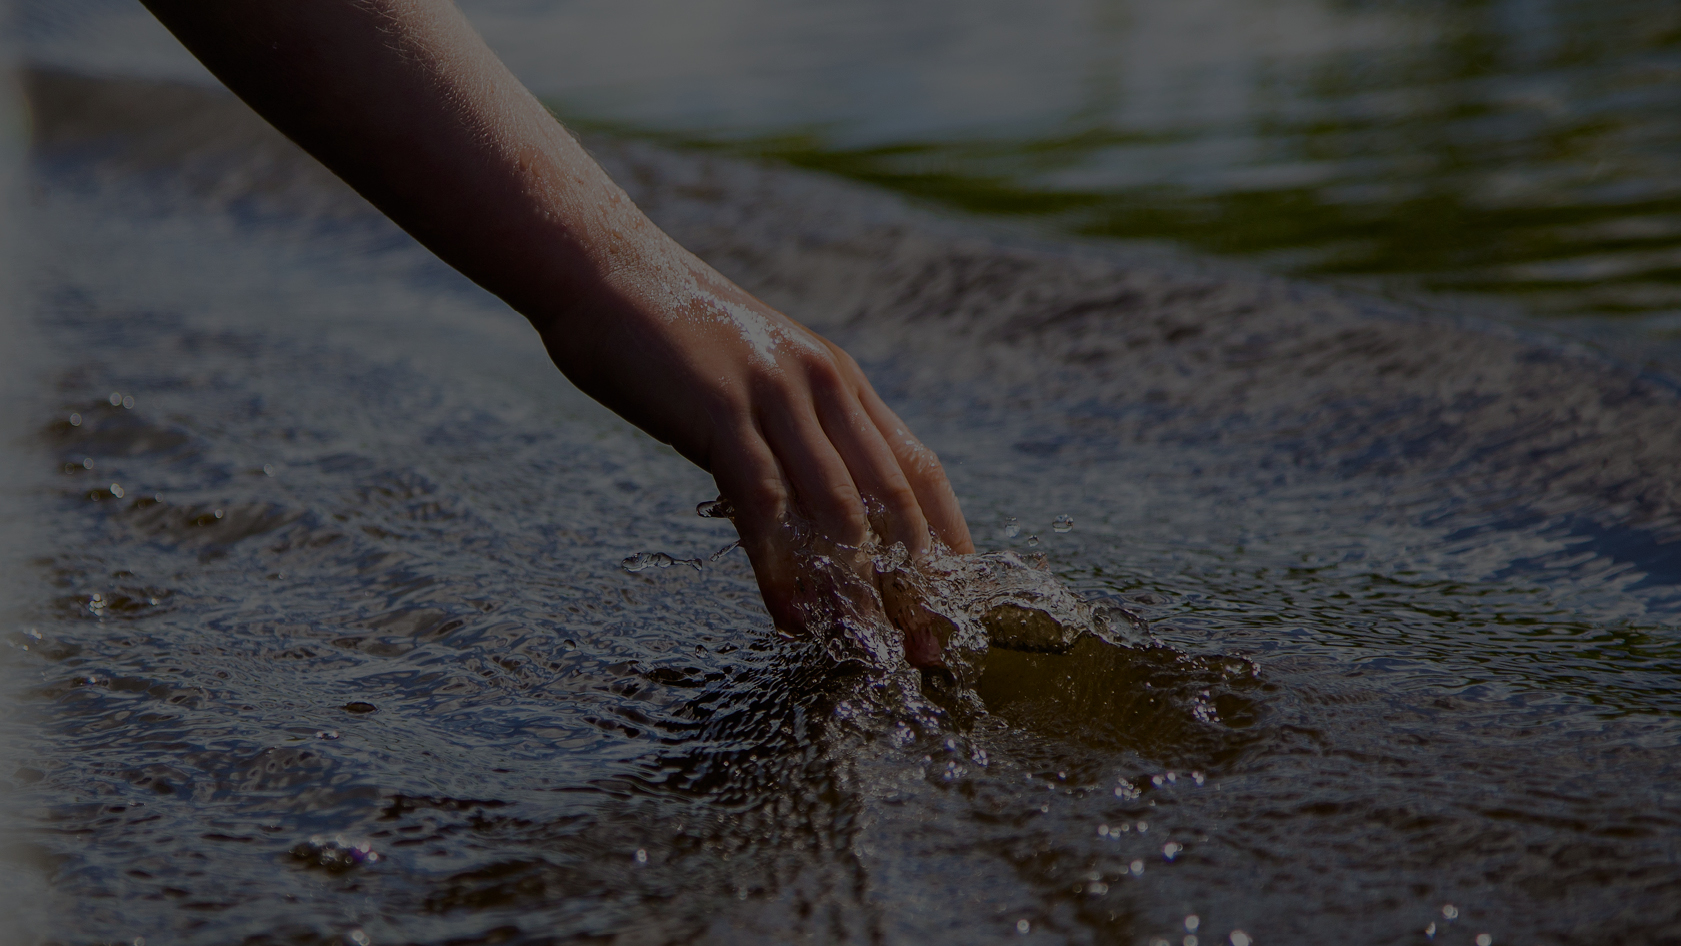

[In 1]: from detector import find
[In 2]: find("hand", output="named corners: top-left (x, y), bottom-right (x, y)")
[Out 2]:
top-left (541, 230), bottom-right (975, 642)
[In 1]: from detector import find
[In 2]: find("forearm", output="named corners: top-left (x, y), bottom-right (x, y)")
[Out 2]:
top-left (140, 0), bottom-right (648, 338)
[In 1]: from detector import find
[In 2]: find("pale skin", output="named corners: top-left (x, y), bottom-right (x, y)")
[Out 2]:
top-left (140, 0), bottom-right (975, 662)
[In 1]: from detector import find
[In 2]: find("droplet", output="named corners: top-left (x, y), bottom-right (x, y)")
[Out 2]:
top-left (1026, 535), bottom-right (1039, 547)
top-left (315, 730), bottom-right (340, 740)
top-left (82, 458), bottom-right (94, 470)
top-left (109, 484), bottom-right (125, 499)
top-left (634, 848), bottom-right (648, 864)
top-left (1475, 936), bottom-right (1491, 946)
top-left (121, 395), bottom-right (134, 410)
top-left (1129, 859), bottom-right (1144, 875)
top-left (289, 834), bottom-right (379, 871)
top-left (1164, 841), bottom-right (1184, 861)
top-left (1442, 905), bottom-right (1458, 920)
top-left (108, 392), bottom-right (122, 406)
top-left (1137, 821), bottom-right (1149, 833)
top-left (1185, 916), bottom-right (1200, 932)
top-left (348, 931), bottom-right (370, 946)
top-left (1424, 922), bottom-right (1436, 939)
top-left (1183, 937), bottom-right (1198, 946)
top-left (1229, 933), bottom-right (1251, 946)
top-left (1003, 518), bottom-right (1020, 539)
top-left (263, 464), bottom-right (275, 476)
top-left (1097, 824), bottom-right (1109, 837)
top-left (1052, 514), bottom-right (1074, 533)
top-left (68, 412), bottom-right (82, 427)
top-left (213, 509), bottom-right (224, 519)
top-left (1016, 919), bottom-right (1030, 934)
top-left (696, 497), bottom-right (736, 519)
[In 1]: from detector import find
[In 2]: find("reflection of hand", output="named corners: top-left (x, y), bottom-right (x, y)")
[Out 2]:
top-left (140, 0), bottom-right (973, 654)
top-left (546, 232), bottom-right (974, 637)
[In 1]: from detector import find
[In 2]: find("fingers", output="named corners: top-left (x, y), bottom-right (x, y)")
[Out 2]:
top-left (806, 369), bottom-right (931, 555)
top-left (851, 377), bottom-right (975, 555)
top-left (706, 337), bottom-right (973, 641)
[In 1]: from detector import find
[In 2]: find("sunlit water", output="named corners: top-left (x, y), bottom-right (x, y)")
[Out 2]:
top-left (4, 8), bottom-right (1681, 946)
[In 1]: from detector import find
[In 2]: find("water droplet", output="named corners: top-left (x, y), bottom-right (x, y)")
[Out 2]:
top-left (1442, 905), bottom-right (1458, 920)
top-left (82, 458), bottom-right (94, 470)
top-left (263, 464), bottom-right (275, 476)
top-left (348, 931), bottom-right (370, 946)
top-left (121, 395), bottom-right (134, 410)
top-left (1424, 922), bottom-right (1436, 939)
top-left (1003, 518), bottom-right (1021, 539)
top-left (1097, 824), bottom-right (1109, 837)
top-left (1185, 915), bottom-right (1200, 932)
top-left (316, 730), bottom-right (339, 740)
top-left (1137, 821), bottom-right (1149, 833)
top-left (68, 412), bottom-right (81, 427)
top-left (289, 834), bottom-right (379, 871)
top-left (1475, 936), bottom-right (1491, 946)
top-left (634, 848), bottom-right (648, 864)
top-left (109, 484), bottom-right (124, 498)
top-left (1183, 936), bottom-right (1198, 946)
top-left (1230, 933), bottom-right (1251, 946)
top-left (213, 509), bottom-right (224, 519)
top-left (696, 497), bottom-right (736, 519)
top-left (1129, 859), bottom-right (1144, 875)
top-left (1026, 535), bottom-right (1039, 547)
top-left (108, 392), bottom-right (122, 406)
top-left (1164, 841), bottom-right (1183, 861)
top-left (1052, 514), bottom-right (1074, 533)
top-left (1016, 919), bottom-right (1030, 934)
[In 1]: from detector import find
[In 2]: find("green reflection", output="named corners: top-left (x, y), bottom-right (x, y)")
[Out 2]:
top-left (554, 0), bottom-right (1681, 321)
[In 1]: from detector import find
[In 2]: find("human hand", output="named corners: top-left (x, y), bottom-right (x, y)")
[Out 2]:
top-left (540, 231), bottom-right (974, 654)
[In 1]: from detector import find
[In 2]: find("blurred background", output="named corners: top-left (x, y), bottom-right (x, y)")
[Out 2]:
top-left (14, 0), bottom-right (1681, 348)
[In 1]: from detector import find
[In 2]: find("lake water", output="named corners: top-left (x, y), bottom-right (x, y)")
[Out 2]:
top-left (3, 3), bottom-right (1680, 945)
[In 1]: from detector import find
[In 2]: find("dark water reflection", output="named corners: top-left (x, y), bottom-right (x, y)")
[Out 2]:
top-left (4, 38), bottom-right (1681, 946)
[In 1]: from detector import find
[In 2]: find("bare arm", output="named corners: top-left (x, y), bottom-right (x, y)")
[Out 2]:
top-left (140, 0), bottom-right (973, 642)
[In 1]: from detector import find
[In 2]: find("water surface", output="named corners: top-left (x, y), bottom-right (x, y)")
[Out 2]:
top-left (5, 6), bottom-right (1681, 946)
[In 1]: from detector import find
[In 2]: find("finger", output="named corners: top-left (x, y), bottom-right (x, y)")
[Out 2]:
top-left (755, 393), bottom-right (871, 551)
top-left (855, 385), bottom-right (974, 554)
top-left (808, 380), bottom-right (930, 555)
top-left (706, 423), bottom-right (803, 631)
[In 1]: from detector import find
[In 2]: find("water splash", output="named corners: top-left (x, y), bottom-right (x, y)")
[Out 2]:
top-left (621, 550), bottom-right (702, 572)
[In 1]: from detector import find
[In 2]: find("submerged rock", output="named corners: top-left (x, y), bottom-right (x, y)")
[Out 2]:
top-left (879, 548), bottom-right (1131, 670)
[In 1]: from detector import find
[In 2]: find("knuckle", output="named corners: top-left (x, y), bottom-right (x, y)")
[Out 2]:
top-left (802, 356), bottom-right (848, 397)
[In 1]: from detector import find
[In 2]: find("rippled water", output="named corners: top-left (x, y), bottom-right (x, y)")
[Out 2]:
top-left (4, 25), bottom-right (1681, 946)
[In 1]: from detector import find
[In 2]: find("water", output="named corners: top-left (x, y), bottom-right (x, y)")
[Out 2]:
top-left (4, 6), bottom-right (1681, 946)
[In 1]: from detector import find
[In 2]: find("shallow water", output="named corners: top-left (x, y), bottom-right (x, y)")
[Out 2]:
top-left (5, 43), bottom-right (1681, 946)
